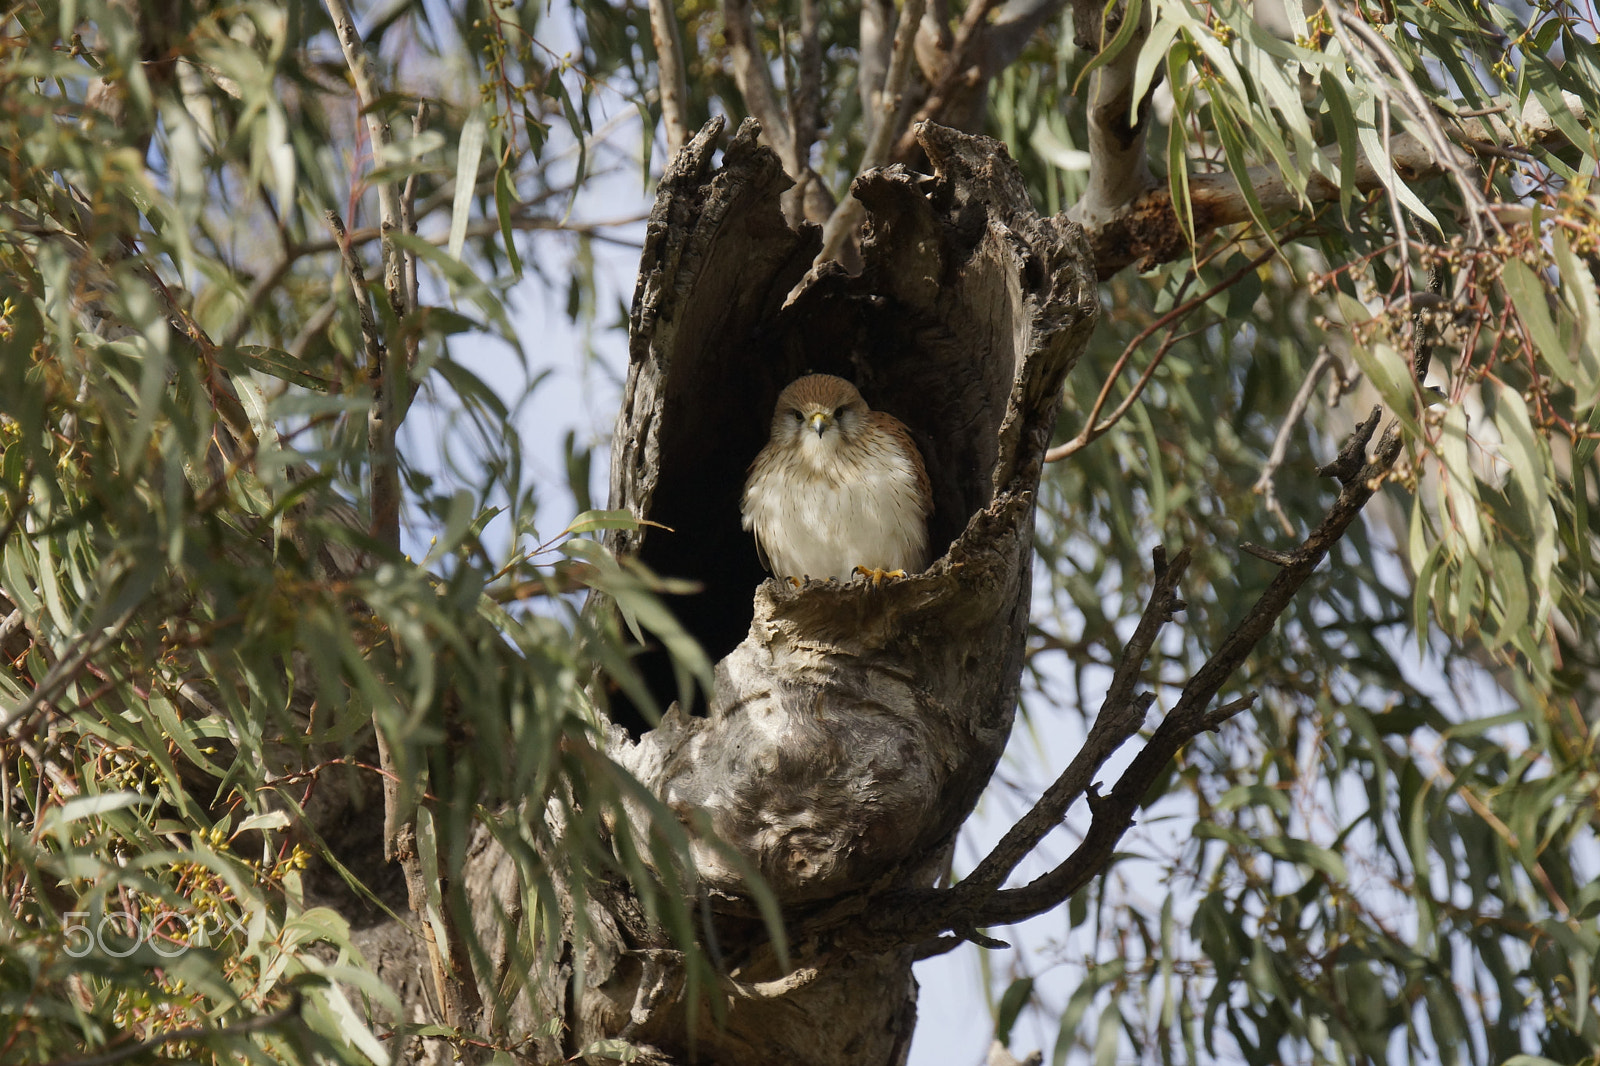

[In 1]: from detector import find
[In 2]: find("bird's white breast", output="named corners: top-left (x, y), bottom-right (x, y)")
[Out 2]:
top-left (742, 437), bottom-right (928, 582)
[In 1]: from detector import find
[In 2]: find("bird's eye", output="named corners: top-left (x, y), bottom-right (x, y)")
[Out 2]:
top-left (791, 410), bottom-right (804, 422)
top-left (833, 406), bottom-right (847, 421)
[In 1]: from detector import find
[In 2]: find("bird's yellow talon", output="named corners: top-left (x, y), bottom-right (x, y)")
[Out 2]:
top-left (852, 566), bottom-right (907, 587)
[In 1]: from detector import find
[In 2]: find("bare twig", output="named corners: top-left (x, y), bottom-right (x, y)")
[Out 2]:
top-left (648, 0), bottom-right (690, 155)
top-left (299, 210), bottom-right (649, 261)
top-left (1046, 242), bottom-right (1282, 461)
top-left (1253, 348), bottom-right (1349, 536)
top-left (815, 0), bottom-right (927, 265)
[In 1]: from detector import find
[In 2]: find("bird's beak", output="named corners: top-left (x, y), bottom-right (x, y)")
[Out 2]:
top-left (808, 411), bottom-right (829, 437)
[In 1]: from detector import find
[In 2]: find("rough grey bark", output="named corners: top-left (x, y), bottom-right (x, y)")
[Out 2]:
top-left (469, 116), bottom-right (1099, 1065)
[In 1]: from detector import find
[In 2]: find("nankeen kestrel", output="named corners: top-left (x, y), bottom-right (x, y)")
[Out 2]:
top-left (741, 374), bottom-right (932, 584)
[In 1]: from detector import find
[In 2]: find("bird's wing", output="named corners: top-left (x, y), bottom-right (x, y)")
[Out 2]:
top-left (751, 529), bottom-right (774, 574)
top-left (870, 411), bottom-right (933, 517)
top-left (743, 452), bottom-right (777, 575)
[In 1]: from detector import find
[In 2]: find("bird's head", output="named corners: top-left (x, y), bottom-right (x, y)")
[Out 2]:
top-left (768, 374), bottom-right (870, 470)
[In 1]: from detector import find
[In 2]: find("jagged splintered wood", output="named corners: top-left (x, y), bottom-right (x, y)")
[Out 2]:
top-left (468, 116), bottom-right (1100, 1065)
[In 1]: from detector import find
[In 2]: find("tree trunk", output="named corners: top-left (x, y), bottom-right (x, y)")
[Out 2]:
top-left (455, 117), bottom-right (1099, 1065)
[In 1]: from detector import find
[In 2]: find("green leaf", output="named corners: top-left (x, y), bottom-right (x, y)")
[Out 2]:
top-left (449, 108), bottom-right (487, 262)
top-left (495, 162), bottom-right (525, 280)
top-left (52, 791), bottom-right (152, 824)
top-left (1319, 72), bottom-right (1360, 219)
top-left (1074, 0), bottom-right (1145, 95)
top-left (233, 345), bottom-right (332, 391)
top-left (578, 1039), bottom-right (641, 1062)
top-left (1348, 336), bottom-right (1415, 420)
top-left (562, 509), bottom-right (640, 536)
top-left (1501, 258), bottom-right (1574, 379)
top-left (995, 976), bottom-right (1035, 1048)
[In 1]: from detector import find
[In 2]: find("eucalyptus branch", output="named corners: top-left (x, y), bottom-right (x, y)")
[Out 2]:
top-left (1322, 1), bottom-right (1498, 244)
top-left (969, 420), bottom-right (1395, 927)
top-left (324, 208), bottom-right (391, 546)
top-left (323, 0), bottom-right (410, 326)
top-left (648, 0), bottom-right (690, 155)
top-left (792, 0), bottom-right (821, 165)
top-left (1067, 0), bottom-right (1157, 230)
top-left (328, 204), bottom-right (485, 1038)
top-left (723, 0), bottom-right (796, 172)
top-left (881, 0), bottom-right (1074, 168)
top-left (0, 604), bottom-right (137, 739)
top-left (815, 0), bottom-right (927, 265)
top-left (954, 547), bottom-right (1191, 900)
top-left (834, 326), bottom-right (1437, 950)
top-left (0, 456), bottom-right (33, 557)
top-left (859, 0), bottom-right (895, 136)
top-left (1083, 89), bottom-right (1585, 277)
top-left (786, 0), bottom-right (825, 224)
top-left (887, 0), bottom-right (1001, 161)
top-left (970, 279), bottom-right (1443, 927)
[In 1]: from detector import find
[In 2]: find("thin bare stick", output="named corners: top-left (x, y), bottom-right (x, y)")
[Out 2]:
top-left (1046, 242), bottom-right (1281, 462)
top-left (648, 0), bottom-right (690, 155)
top-left (1253, 348), bottom-right (1346, 536)
top-left (815, 0), bottom-right (927, 264)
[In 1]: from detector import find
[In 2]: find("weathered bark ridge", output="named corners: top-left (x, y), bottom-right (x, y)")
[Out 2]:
top-left (524, 116), bottom-right (1100, 1064)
